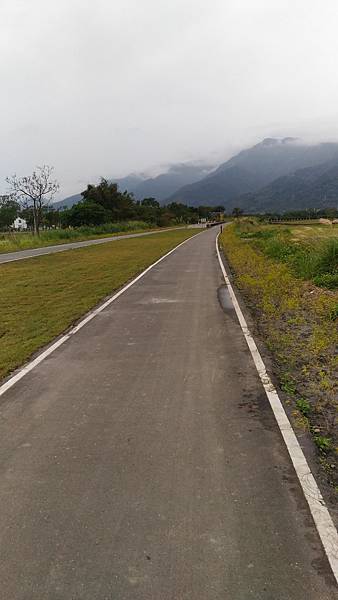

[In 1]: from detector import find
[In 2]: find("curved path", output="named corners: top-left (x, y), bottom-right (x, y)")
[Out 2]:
top-left (0, 227), bottom-right (336, 598)
top-left (0, 227), bottom-right (184, 264)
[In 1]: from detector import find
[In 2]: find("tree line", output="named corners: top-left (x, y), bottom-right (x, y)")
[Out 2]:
top-left (0, 166), bottom-right (224, 235)
top-left (2, 165), bottom-right (337, 235)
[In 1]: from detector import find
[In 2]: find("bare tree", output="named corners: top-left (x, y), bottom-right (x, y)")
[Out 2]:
top-left (6, 166), bottom-right (59, 235)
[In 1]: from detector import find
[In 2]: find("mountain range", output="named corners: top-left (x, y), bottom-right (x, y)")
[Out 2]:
top-left (53, 162), bottom-right (213, 209)
top-left (54, 138), bottom-right (338, 213)
top-left (167, 138), bottom-right (338, 209)
top-left (237, 160), bottom-right (338, 213)
top-left (117, 163), bottom-right (214, 200)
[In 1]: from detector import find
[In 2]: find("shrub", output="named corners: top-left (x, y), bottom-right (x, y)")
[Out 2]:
top-left (296, 398), bottom-right (311, 416)
top-left (313, 273), bottom-right (338, 290)
top-left (315, 238), bottom-right (338, 275)
top-left (314, 435), bottom-right (333, 453)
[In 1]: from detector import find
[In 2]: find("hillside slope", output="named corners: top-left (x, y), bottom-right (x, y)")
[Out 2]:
top-left (167, 138), bottom-right (338, 207)
top-left (54, 163), bottom-right (213, 209)
top-left (128, 163), bottom-right (214, 201)
top-left (53, 193), bottom-right (82, 210)
top-left (236, 161), bottom-right (338, 213)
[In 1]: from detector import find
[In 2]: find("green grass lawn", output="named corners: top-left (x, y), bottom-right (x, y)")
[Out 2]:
top-left (0, 221), bottom-right (182, 254)
top-left (0, 228), bottom-right (200, 381)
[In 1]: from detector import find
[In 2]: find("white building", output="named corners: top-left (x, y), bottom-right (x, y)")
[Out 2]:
top-left (12, 217), bottom-right (28, 230)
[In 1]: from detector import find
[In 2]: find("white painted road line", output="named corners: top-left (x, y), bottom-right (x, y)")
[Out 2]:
top-left (0, 232), bottom-right (203, 399)
top-left (216, 232), bottom-right (338, 584)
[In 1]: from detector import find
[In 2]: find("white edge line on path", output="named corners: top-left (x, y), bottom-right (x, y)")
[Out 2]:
top-left (0, 230), bottom-right (203, 398)
top-left (216, 232), bottom-right (338, 583)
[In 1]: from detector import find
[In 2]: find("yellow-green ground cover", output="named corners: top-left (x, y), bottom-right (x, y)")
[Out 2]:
top-left (290, 224), bottom-right (338, 242)
top-left (220, 222), bottom-right (338, 491)
top-left (0, 228), bottom-right (200, 381)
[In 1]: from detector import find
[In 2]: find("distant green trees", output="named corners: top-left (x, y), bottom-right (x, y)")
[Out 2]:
top-left (58, 178), bottom-right (221, 228)
top-left (0, 174), bottom-right (226, 231)
top-left (81, 179), bottom-right (136, 221)
top-left (64, 201), bottom-right (108, 227)
top-left (232, 207), bottom-right (244, 218)
top-left (263, 208), bottom-right (338, 221)
top-left (0, 196), bottom-right (20, 230)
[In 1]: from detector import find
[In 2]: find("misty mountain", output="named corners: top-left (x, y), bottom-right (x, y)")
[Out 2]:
top-left (53, 193), bottom-right (82, 209)
top-left (122, 163), bottom-right (214, 201)
top-left (113, 173), bottom-right (146, 193)
top-left (53, 139), bottom-right (338, 213)
top-left (235, 160), bottom-right (338, 213)
top-left (53, 163), bottom-right (214, 209)
top-left (165, 165), bottom-right (263, 206)
top-left (52, 176), bottom-right (146, 209)
top-left (167, 138), bottom-right (338, 207)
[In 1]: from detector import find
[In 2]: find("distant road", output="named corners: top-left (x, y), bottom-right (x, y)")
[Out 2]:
top-left (0, 227), bottom-right (335, 598)
top-left (0, 227), bottom-right (185, 265)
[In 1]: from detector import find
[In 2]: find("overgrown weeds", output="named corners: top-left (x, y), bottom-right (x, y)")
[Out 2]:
top-left (236, 222), bottom-right (338, 288)
top-left (220, 223), bottom-right (338, 490)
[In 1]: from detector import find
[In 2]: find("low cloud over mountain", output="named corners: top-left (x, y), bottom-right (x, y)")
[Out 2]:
top-left (166, 138), bottom-right (338, 209)
top-left (55, 139), bottom-right (338, 213)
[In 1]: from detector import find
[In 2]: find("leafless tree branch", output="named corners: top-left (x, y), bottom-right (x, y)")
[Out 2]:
top-left (6, 165), bottom-right (59, 235)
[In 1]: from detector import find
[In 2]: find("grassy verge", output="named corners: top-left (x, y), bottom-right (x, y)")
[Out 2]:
top-left (0, 221), bottom-right (180, 254)
top-left (290, 224), bottom-right (338, 242)
top-left (220, 222), bottom-right (338, 491)
top-left (0, 228), bottom-right (200, 381)
top-left (238, 222), bottom-right (338, 289)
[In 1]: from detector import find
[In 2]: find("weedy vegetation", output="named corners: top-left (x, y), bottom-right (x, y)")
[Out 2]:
top-left (238, 222), bottom-right (338, 288)
top-left (220, 221), bottom-right (338, 492)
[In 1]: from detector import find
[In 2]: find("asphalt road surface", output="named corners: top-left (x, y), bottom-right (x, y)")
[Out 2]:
top-left (0, 227), bottom-right (336, 599)
top-left (0, 227), bottom-right (183, 264)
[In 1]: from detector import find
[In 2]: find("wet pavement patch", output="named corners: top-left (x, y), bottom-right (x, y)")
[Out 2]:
top-left (217, 285), bottom-right (237, 321)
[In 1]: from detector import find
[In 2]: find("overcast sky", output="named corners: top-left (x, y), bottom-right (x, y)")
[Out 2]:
top-left (1, 0), bottom-right (338, 197)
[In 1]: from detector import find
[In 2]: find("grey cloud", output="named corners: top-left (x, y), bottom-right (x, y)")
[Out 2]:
top-left (1, 0), bottom-right (338, 197)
